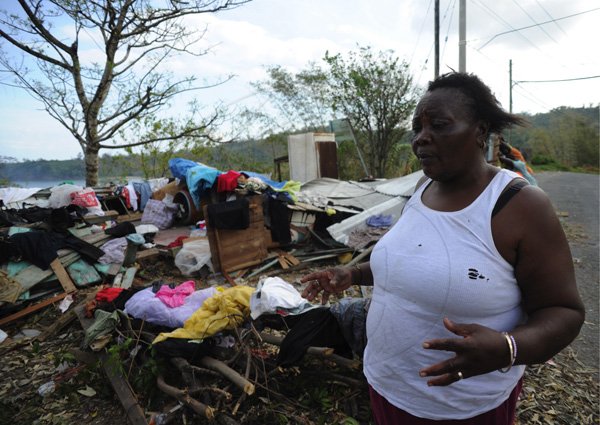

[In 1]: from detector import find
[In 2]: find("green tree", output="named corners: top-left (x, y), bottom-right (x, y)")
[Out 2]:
top-left (0, 0), bottom-right (250, 186)
top-left (324, 46), bottom-right (419, 178)
top-left (251, 63), bottom-right (332, 133)
top-left (253, 46), bottom-right (419, 179)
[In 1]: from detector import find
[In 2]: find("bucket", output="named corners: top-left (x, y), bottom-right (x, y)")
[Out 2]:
top-left (173, 190), bottom-right (203, 225)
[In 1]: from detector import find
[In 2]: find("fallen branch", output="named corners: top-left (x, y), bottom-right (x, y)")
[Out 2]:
top-left (259, 331), bottom-right (334, 356)
top-left (200, 356), bottom-right (255, 395)
top-left (156, 375), bottom-right (215, 420)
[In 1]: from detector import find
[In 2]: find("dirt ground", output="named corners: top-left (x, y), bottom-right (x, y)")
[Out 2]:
top-left (0, 171), bottom-right (598, 425)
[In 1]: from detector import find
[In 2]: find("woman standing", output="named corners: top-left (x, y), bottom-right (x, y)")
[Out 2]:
top-left (301, 73), bottom-right (584, 424)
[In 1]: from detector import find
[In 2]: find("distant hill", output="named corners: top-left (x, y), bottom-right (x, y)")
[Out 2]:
top-left (1, 106), bottom-right (597, 185)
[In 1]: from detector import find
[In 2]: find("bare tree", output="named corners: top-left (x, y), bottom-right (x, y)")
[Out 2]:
top-left (0, 0), bottom-right (250, 185)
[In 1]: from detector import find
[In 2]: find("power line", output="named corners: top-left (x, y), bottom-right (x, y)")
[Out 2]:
top-left (516, 75), bottom-right (600, 83)
top-left (510, 0), bottom-right (558, 44)
top-left (408, 0), bottom-right (434, 66)
top-left (477, 7), bottom-right (600, 50)
top-left (472, 0), bottom-right (542, 53)
top-left (534, 0), bottom-right (567, 36)
top-left (467, 45), bottom-right (553, 112)
top-left (440, 0), bottom-right (457, 64)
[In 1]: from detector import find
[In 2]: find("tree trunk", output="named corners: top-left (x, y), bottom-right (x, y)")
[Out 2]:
top-left (85, 145), bottom-right (100, 187)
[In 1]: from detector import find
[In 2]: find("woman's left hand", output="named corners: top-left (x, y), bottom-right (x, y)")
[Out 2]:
top-left (418, 317), bottom-right (511, 386)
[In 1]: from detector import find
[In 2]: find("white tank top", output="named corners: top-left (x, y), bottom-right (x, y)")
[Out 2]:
top-left (364, 169), bottom-right (526, 420)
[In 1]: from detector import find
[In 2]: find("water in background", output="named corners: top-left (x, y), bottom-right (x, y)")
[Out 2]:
top-left (8, 177), bottom-right (137, 188)
top-left (10, 179), bottom-right (87, 189)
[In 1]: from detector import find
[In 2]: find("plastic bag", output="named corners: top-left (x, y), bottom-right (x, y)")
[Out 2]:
top-left (71, 187), bottom-right (104, 216)
top-left (174, 239), bottom-right (213, 276)
top-left (48, 184), bottom-right (83, 208)
top-left (141, 198), bottom-right (178, 229)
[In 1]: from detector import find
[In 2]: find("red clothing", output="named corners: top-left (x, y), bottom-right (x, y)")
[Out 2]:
top-left (95, 287), bottom-right (125, 303)
top-left (167, 235), bottom-right (189, 248)
top-left (369, 379), bottom-right (522, 425)
top-left (217, 170), bottom-right (242, 192)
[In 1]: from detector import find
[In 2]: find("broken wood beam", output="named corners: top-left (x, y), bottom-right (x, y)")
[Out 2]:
top-left (0, 292), bottom-right (67, 327)
top-left (199, 356), bottom-right (255, 395)
top-left (49, 258), bottom-right (77, 293)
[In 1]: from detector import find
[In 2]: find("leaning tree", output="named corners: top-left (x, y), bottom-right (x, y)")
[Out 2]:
top-left (0, 0), bottom-right (250, 186)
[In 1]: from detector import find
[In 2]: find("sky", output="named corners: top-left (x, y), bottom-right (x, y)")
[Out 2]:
top-left (0, 0), bottom-right (598, 161)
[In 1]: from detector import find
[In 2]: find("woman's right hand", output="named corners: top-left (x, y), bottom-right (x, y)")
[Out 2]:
top-left (300, 267), bottom-right (353, 304)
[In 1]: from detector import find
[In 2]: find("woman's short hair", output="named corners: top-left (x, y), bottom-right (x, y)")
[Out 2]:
top-left (427, 72), bottom-right (527, 133)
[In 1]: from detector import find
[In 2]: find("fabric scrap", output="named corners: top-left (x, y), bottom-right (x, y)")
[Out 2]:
top-left (156, 280), bottom-right (196, 308)
top-left (250, 276), bottom-right (317, 319)
top-left (153, 285), bottom-right (255, 343)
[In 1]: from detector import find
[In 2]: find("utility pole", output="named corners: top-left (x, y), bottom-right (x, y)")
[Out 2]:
top-left (435, 0), bottom-right (440, 78)
top-left (509, 59), bottom-right (513, 113)
top-left (459, 0), bottom-right (466, 72)
top-left (509, 59), bottom-right (513, 143)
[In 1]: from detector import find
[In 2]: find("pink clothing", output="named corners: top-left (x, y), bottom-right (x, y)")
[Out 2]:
top-left (156, 281), bottom-right (195, 308)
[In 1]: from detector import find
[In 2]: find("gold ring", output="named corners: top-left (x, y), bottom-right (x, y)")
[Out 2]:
top-left (457, 371), bottom-right (464, 380)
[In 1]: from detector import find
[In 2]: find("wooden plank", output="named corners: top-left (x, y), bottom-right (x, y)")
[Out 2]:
top-left (49, 258), bottom-right (77, 293)
top-left (135, 247), bottom-right (160, 261)
top-left (0, 292), bottom-right (67, 327)
top-left (116, 211), bottom-right (143, 223)
top-left (107, 263), bottom-right (122, 278)
top-left (222, 258), bottom-right (266, 273)
top-left (277, 255), bottom-right (290, 269)
top-left (121, 267), bottom-right (138, 289)
top-left (221, 270), bottom-right (237, 286)
top-left (83, 210), bottom-right (119, 224)
top-left (283, 252), bottom-right (301, 266)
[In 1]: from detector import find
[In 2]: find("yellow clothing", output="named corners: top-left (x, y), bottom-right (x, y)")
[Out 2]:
top-left (153, 285), bottom-right (255, 344)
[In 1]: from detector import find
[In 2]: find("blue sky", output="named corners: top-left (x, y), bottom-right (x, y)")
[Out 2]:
top-left (0, 0), bottom-right (598, 161)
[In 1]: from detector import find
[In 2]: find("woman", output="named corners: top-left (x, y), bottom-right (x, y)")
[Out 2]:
top-left (301, 72), bottom-right (584, 424)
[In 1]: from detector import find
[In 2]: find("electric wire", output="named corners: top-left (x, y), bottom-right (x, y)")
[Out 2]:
top-left (467, 45), bottom-right (554, 112)
top-left (516, 75), bottom-right (600, 83)
top-left (535, 0), bottom-right (567, 36)
top-left (476, 7), bottom-right (600, 49)
top-left (408, 0), bottom-right (434, 66)
top-left (471, 0), bottom-right (542, 52)
top-left (510, 0), bottom-right (558, 44)
top-left (440, 0), bottom-right (457, 65)
top-left (416, 0), bottom-right (455, 86)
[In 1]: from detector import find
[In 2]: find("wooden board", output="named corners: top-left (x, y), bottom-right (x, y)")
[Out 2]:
top-left (49, 258), bottom-right (77, 293)
top-left (204, 195), bottom-right (268, 273)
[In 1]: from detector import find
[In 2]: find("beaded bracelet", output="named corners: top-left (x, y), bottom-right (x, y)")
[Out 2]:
top-left (499, 332), bottom-right (517, 373)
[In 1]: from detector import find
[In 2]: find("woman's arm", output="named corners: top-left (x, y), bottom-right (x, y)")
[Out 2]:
top-left (506, 185), bottom-right (584, 364)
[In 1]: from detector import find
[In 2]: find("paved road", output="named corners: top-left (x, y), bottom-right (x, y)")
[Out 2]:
top-left (535, 171), bottom-right (599, 372)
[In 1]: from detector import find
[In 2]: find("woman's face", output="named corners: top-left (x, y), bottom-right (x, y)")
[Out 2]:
top-left (411, 88), bottom-right (484, 181)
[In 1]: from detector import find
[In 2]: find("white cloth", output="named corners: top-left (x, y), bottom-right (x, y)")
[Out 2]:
top-left (135, 224), bottom-right (159, 235)
top-left (98, 237), bottom-right (128, 264)
top-left (250, 276), bottom-right (316, 319)
top-left (0, 187), bottom-right (43, 207)
top-left (364, 169), bottom-right (525, 420)
top-left (125, 286), bottom-right (218, 328)
top-left (126, 183), bottom-right (139, 211)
